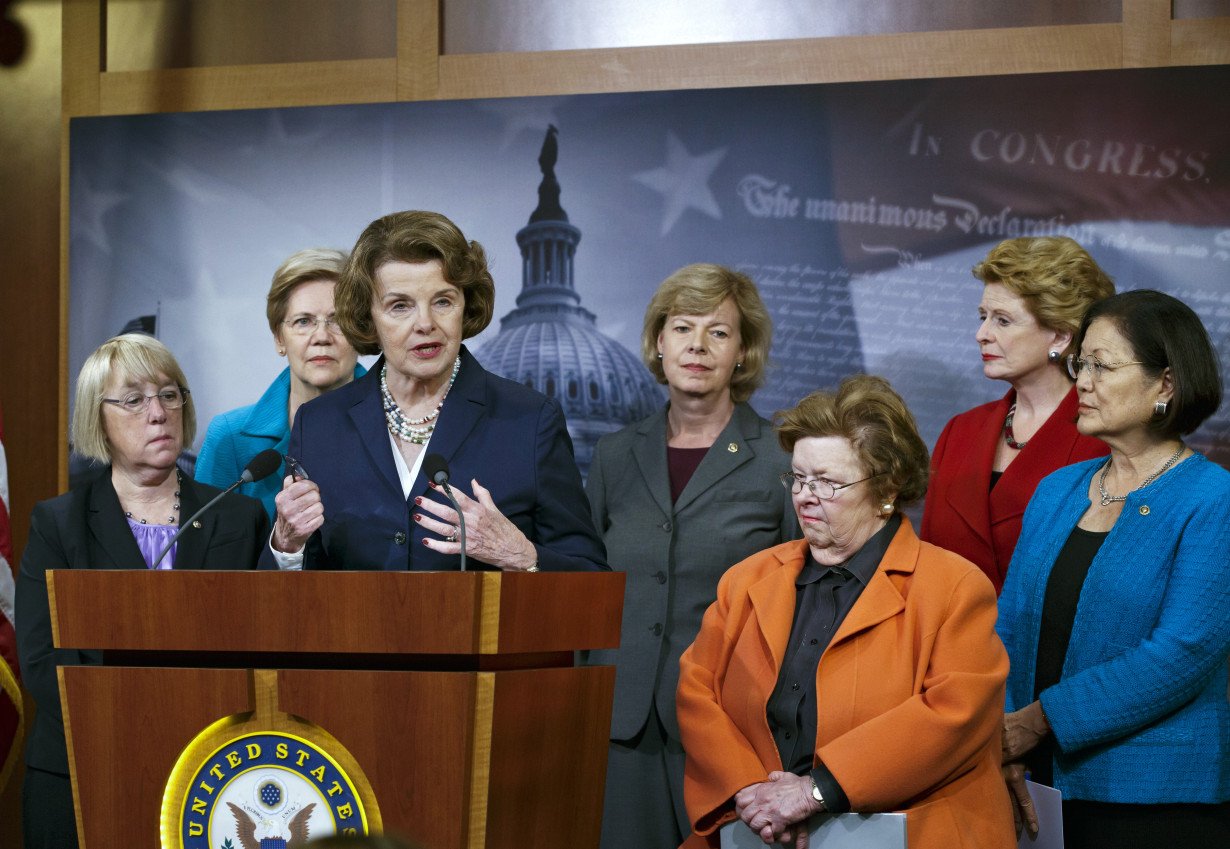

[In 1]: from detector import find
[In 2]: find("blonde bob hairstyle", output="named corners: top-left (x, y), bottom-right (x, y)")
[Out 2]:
top-left (775, 374), bottom-right (929, 509)
top-left (334, 211), bottom-right (496, 356)
top-left (265, 247), bottom-right (349, 336)
top-left (72, 334), bottom-right (196, 464)
top-left (972, 236), bottom-right (1115, 361)
top-left (640, 263), bottom-right (772, 404)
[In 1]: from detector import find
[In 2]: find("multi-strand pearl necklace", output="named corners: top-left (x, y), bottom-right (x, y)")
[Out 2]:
top-left (123, 469), bottom-right (182, 525)
top-left (381, 356), bottom-right (461, 444)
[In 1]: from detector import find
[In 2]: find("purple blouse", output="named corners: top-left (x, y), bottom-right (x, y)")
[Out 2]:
top-left (127, 518), bottom-right (177, 570)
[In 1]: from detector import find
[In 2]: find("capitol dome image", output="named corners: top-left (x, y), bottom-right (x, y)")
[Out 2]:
top-left (477, 126), bottom-right (663, 475)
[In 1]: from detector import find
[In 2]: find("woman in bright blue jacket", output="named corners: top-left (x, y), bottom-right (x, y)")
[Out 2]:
top-left (997, 290), bottom-right (1229, 848)
top-left (196, 248), bottom-right (363, 517)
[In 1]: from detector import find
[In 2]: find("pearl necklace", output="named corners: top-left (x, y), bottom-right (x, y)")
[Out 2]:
top-left (1097, 444), bottom-right (1184, 507)
top-left (123, 470), bottom-right (182, 525)
top-left (381, 356), bottom-right (461, 445)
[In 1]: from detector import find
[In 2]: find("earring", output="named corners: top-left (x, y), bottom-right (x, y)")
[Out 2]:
top-left (657, 353), bottom-right (663, 359)
top-left (277, 347), bottom-right (285, 356)
top-left (1048, 350), bottom-right (1060, 362)
top-left (881, 502), bottom-right (894, 516)
top-left (1154, 400), bottom-right (1169, 416)
top-left (735, 362), bottom-right (743, 370)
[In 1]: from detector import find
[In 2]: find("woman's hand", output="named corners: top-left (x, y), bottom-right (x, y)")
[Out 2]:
top-left (1002, 762), bottom-right (1038, 837)
top-left (1002, 701), bottom-right (1050, 762)
top-left (272, 475), bottom-right (324, 552)
top-left (734, 772), bottom-right (822, 847)
top-left (415, 479), bottom-right (538, 571)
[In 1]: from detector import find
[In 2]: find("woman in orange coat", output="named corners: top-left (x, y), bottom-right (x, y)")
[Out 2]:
top-left (677, 376), bottom-right (1014, 849)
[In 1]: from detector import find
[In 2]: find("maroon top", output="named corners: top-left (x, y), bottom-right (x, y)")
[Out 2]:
top-left (668, 445), bottom-right (710, 503)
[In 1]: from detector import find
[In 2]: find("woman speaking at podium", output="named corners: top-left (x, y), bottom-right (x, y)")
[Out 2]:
top-left (17, 334), bottom-right (268, 849)
top-left (265, 210), bottom-right (606, 573)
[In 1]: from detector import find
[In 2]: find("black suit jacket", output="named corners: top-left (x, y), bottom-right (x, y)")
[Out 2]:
top-left (15, 470), bottom-right (269, 773)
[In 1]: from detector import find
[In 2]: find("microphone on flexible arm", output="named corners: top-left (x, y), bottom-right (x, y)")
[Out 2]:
top-left (423, 453), bottom-right (466, 572)
top-left (151, 448), bottom-right (284, 569)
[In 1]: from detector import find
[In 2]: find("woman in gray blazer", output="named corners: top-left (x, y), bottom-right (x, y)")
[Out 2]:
top-left (585, 264), bottom-right (798, 849)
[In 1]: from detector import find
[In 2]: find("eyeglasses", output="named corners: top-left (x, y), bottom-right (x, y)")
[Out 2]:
top-left (284, 455), bottom-right (310, 481)
top-left (102, 387), bottom-right (190, 414)
top-left (1066, 354), bottom-right (1144, 381)
top-left (282, 315), bottom-right (342, 336)
top-left (779, 471), bottom-right (883, 500)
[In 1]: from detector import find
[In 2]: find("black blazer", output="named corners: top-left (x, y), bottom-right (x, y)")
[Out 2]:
top-left (15, 470), bottom-right (268, 773)
top-left (262, 346), bottom-right (607, 572)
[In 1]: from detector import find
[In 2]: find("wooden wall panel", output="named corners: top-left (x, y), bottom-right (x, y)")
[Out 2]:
top-left (436, 24), bottom-right (1126, 100)
top-left (96, 58), bottom-right (398, 115)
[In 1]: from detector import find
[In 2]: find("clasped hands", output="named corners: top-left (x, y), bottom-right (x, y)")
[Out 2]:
top-left (735, 771), bottom-right (823, 848)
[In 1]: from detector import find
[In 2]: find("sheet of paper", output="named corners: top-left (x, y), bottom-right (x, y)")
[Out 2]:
top-left (720, 812), bottom-right (907, 849)
top-left (1017, 780), bottom-right (1063, 849)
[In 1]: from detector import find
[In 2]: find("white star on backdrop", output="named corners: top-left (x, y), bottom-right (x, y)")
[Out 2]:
top-left (632, 132), bottom-right (727, 236)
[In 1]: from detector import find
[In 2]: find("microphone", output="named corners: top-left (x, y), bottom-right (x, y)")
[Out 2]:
top-left (242, 448), bottom-right (284, 483)
top-left (423, 453), bottom-right (466, 571)
top-left (151, 449), bottom-right (284, 569)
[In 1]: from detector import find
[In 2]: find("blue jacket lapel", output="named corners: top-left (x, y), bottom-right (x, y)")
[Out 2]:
top-left (346, 358), bottom-right (405, 498)
top-left (415, 346), bottom-right (486, 493)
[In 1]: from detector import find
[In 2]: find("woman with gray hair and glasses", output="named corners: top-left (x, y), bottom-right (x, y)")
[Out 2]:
top-left (16, 334), bottom-right (268, 849)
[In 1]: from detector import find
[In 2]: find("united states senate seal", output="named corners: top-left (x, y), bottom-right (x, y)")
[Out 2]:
top-left (165, 730), bottom-right (372, 849)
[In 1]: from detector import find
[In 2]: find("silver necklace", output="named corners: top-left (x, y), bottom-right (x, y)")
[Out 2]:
top-left (381, 357), bottom-right (461, 445)
top-left (123, 469), bottom-right (182, 525)
top-left (1097, 444), bottom-right (1184, 507)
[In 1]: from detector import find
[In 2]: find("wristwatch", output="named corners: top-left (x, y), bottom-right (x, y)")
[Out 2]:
top-left (810, 777), bottom-right (826, 810)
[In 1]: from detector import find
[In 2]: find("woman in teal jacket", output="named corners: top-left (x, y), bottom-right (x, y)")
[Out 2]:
top-left (997, 291), bottom-right (1229, 848)
top-left (196, 248), bottom-right (363, 517)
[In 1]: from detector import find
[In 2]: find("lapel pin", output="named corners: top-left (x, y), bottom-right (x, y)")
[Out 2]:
top-left (193, 520), bottom-right (203, 528)
top-left (727, 443), bottom-right (739, 453)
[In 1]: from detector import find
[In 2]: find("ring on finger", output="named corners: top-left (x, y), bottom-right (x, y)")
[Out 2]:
top-left (446, 527), bottom-right (458, 543)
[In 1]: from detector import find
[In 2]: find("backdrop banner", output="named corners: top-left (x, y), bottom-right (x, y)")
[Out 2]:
top-left (69, 65), bottom-right (1230, 473)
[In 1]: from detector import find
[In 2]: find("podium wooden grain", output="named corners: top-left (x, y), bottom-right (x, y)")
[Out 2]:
top-left (49, 570), bottom-right (624, 849)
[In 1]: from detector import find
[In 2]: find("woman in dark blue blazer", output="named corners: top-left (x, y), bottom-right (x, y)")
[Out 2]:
top-left (265, 210), bottom-right (606, 573)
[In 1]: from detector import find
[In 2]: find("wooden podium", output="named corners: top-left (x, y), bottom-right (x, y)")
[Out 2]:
top-left (48, 570), bottom-right (624, 849)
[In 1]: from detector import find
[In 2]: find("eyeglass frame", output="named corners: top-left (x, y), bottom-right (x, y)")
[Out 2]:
top-left (779, 470), bottom-right (884, 500)
top-left (1065, 354), bottom-right (1144, 381)
top-left (101, 387), bottom-right (191, 415)
top-left (281, 314), bottom-right (343, 336)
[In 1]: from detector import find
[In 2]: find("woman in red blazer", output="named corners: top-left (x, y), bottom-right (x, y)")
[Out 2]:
top-left (921, 237), bottom-right (1113, 593)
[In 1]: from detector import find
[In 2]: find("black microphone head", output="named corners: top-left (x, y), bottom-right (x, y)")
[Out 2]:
top-left (241, 449), bottom-right (284, 484)
top-left (423, 453), bottom-right (450, 486)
